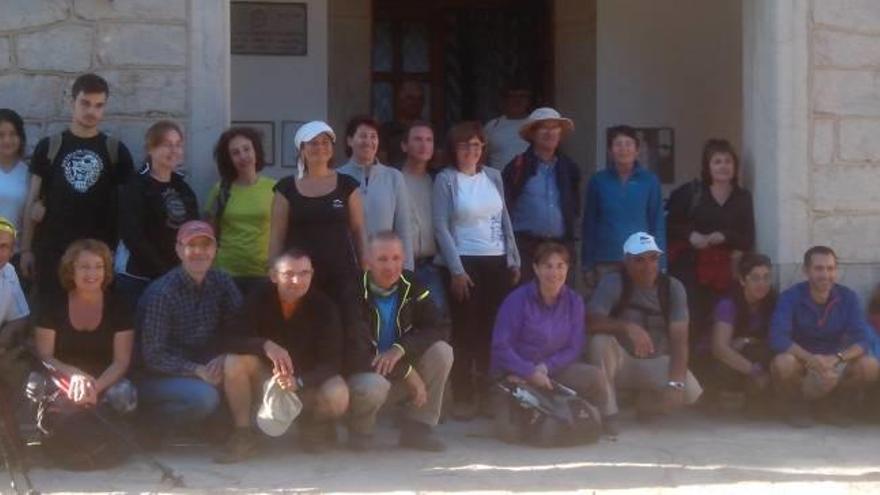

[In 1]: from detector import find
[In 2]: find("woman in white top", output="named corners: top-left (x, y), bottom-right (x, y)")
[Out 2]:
top-left (433, 121), bottom-right (520, 421)
top-left (0, 109), bottom-right (32, 268)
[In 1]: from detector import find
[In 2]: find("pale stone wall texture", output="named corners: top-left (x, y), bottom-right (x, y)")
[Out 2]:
top-left (809, 0), bottom-right (880, 297)
top-left (0, 0), bottom-right (190, 166)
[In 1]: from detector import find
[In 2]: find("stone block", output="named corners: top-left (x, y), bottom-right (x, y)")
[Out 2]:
top-left (813, 70), bottom-right (880, 117)
top-left (839, 118), bottom-right (880, 162)
top-left (22, 122), bottom-right (44, 157)
top-left (0, 74), bottom-right (67, 119)
top-left (0, 37), bottom-right (10, 70)
top-left (100, 69), bottom-right (187, 116)
top-left (813, 214), bottom-right (880, 262)
top-left (812, 165), bottom-right (880, 211)
top-left (16, 24), bottom-right (94, 72)
top-left (0, 0), bottom-right (69, 31)
top-left (75, 0), bottom-right (187, 21)
top-left (814, 30), bottom-right (880, 68)
top-left (814, 0), bottom-right (880, 33)
top-left (97, 23), bottom-right (186, 67)
top-left (812, 118), bottom-right (835, 165)
top-left (101, 120), bottom-right (151, 164)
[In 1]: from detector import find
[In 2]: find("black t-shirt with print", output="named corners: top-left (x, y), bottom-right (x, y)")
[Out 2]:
top-left (37, 291), bottom-right (133, 378)
top-left (118, 169), bottom-right (199, 279)
top-left (30, 130), bottom-right (135, 257)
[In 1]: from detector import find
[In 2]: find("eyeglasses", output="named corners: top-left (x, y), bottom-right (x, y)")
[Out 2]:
top-left (277, 269), bottom-right (314, 280)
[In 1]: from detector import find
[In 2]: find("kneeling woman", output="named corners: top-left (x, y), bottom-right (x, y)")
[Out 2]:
top-left (710, 253), bottom-right (776, 414)
top-left (35, 239), bottom-right (135, 411)
top-left (490, 242), bottom-right (609, 440)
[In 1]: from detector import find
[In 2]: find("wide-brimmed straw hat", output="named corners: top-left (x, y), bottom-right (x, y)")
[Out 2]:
top-left (519, 107), bottom-right (575, 140)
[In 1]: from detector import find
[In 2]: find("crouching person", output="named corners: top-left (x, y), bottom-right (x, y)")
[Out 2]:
top-left (217, 249), bottom-right (348, 462)
top-left (32, 239), bottom-right (136, 470)
top-left (135, 221), bottom-right (242, 446)
top-left (586, 232), bottom-right (702, 427)
top-left (347, 231), bottom-right (453, 452)
top-left (769, 246), bottom-right (879, 427)
top-left (490, 242), bottom-right (610, 440)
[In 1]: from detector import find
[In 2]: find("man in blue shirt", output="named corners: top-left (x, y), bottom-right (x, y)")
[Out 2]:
top-left (770, 246), bottom-right (879, 427)
top-left (581, 125), bottom-right (665, 292)
top-left (346, 231), bottom-right (452, 452)
top-left (502, 107), bottom-right (580, 283)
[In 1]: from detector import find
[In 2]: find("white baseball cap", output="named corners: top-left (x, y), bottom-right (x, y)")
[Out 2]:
top-left (293, 120), bottom-right (336, 179)
top-left (256, 375), bottom-right (303, 437)
top-left (622, 232), bottom-right (663, 256)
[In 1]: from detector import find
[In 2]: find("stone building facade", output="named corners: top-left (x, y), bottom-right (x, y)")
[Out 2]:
top-left (2, 0), bottom-right (880, 296)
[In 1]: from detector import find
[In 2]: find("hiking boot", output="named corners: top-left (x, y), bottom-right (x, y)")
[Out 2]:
top-left (299, 421), bottom-right (337, 454)
top-left (813, 397), bottom-right (853, 428)
top-left (782, 400), bottom-right (813, 429)
top-left (451, 401), bottom-right (477, 422)
top-left (601, 414), bottom-right (621, 437)
top-left (399, 420), bottom-right (446, 452)
top-left (213, 428), bottom-right (259, 464)
top-left (347, 431), bottom-right (374, 452)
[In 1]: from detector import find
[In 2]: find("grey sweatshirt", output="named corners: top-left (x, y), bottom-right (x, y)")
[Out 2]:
top-left (337, 159), bottom-right (414, 270)
top-left (432, 166), bottom-right (520, 275)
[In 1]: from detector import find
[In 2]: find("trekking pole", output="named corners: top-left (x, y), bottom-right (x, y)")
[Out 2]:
top-left (0, 380), bottom-right (39, 495)
top-left (40, 361), bottom-right (185, 488)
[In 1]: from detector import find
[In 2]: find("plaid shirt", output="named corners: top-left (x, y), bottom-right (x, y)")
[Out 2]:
top-left (138, 267), bottom-right (243, 376)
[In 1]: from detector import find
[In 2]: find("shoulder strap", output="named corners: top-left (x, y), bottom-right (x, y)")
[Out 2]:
top-left (105, 135), bottom-right (119, 170)
top-left (47, 133), bottom-right (63, 165)
top-left (610, 270), bottom-right (633, 318)
top-left (658, 274), bottom-right (672, 324)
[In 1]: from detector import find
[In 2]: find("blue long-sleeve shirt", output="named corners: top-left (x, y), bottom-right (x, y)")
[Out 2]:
top-left (769, 282), bottom-right (870, 355)
top-left (581, 162), bottom-right (665, 270)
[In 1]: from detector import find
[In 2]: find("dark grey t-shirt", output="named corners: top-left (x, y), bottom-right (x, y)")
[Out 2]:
top-left (587, 272), bottom-right (688, 358)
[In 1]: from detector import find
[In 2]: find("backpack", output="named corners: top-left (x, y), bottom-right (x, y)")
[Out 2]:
top-left (30, 374), bottom-right (130, 471)
top-left (47, 132), bottom-right (120, 170)
top-left (610, 269), bottom-right (672, 325)
top-left (495, 381), bottom-right (602, 448)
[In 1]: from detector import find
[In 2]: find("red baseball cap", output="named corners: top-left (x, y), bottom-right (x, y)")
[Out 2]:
top-left (177, 220), bottom-right (216, 245)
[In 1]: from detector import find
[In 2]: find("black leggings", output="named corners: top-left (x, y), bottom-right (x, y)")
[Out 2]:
top-left (445, 255), bottom-right (511, 404)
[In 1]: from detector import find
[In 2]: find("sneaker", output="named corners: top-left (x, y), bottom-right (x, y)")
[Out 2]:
top-left (213, 428), bottom-right (259, 464)
top-left (451, 402), bottom-right (477, 422)
top-left (347, 431), bottom-right (374, 452)
top-left (399, 421), bottom-right (446, 452)
top-left (601, 414), bottom-right (621, 437)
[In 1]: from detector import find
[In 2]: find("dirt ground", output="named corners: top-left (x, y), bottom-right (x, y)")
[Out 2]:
top-left (10, 408), bottom-right (880, 495)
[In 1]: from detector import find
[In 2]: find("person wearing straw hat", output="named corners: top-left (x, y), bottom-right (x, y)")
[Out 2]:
top-left (217, 248), bottom-right (348, 462)
top-left (501, 107), bottom-right (580, 284)
top-left (269, 120), bottom-right (367, 313)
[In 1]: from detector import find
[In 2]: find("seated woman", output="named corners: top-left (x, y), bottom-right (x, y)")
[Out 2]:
top-left (489, 241), bottom-right (610, 439)
top-left (710, 253), bottom-right (776, 416)
top-left (34, 239), bottom-right (135, 412)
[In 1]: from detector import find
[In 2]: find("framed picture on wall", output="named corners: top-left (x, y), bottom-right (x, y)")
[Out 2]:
top-left (281, 120), bottom-right (306, 168)
top-left (606, 127), bottom-right (675, 183)
top-left (232, 121), bottom-right (275, 166)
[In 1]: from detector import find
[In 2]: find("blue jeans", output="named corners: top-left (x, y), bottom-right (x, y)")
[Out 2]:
top-left (415, 260), bottom-right (448, 316)
top-left (135, 376), bottom-right (220, 429)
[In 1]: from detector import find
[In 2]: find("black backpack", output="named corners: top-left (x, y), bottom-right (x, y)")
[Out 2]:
top-left (495, 381), bottom-right (602, 448)
top-left (610, 270), bottom-right (672, 325)
top-left (32, 380), bottom-right (130, 471)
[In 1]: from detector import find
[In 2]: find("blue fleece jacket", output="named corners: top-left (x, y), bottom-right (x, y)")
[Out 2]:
top-left (581, 162), bottom-right (665, 269)
top-left (769, 282), bottom-right (870, 355)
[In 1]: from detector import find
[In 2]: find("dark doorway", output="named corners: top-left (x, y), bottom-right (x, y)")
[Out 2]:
top-left (372, 0), bottom-right (553, 135)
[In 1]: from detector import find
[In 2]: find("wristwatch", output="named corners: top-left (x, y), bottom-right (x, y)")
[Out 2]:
top-left (666, 380), bottom-right (685, 390)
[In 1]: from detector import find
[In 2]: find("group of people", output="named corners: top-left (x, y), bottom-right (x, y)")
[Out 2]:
top-left (0, 73), bottom-right (878, 470)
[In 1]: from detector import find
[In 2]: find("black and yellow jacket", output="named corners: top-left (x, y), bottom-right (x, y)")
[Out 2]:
top-left (344, 270), bottom-right (448, 380)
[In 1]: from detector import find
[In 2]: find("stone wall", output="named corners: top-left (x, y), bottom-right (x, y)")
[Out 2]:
top-left (0, 0), bottom-right (190, 166)
top-left (809, 0), bottom-right (880, 296)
